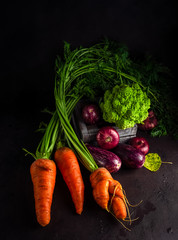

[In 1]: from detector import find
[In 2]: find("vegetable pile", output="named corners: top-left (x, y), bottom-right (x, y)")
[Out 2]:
top-left (24, 39), bottom-right (175, 229)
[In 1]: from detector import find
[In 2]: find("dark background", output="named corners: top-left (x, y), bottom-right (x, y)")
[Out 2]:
top-left (1, 1), bottom-right (178, 113)
top-left (1, 1), bottom-right (178, 240)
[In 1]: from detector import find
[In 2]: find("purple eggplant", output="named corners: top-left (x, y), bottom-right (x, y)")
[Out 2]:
top-left (112, 143), bottom-right (145, 169)
top-left (86, 145), bottom-right (122, 173)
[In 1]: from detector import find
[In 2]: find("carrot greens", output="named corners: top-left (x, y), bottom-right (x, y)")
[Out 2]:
top-left (54, 41), bottom-right (146, 172)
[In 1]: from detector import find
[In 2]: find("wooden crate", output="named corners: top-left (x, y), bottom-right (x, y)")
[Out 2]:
top-left (71, 100), bottom-right (137, 144)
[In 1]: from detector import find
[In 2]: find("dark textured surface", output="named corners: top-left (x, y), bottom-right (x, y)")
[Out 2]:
top-left (1, 2), bottom-right (178, 239)
top-left (0, 112), bottom-right (178, 240)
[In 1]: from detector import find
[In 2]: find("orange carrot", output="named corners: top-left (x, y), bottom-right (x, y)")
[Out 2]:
top-left (90, 167), bottom-right (127, 219)
top-left (111, 196), bottom-right (127, 220)
top-left (90, 167), bottom-right (112, 188)
top-left (54, 147), bottom-right (84, 215)
top-left (92, 180), bottom-right (110, 210)
top-left (108, 179), bottom-right (124, 200)
top-left (30, 158), bottom-right (56, 227)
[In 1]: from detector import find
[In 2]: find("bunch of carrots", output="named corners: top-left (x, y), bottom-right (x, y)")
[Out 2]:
top-left (24, 42), bottom-right (141, 229)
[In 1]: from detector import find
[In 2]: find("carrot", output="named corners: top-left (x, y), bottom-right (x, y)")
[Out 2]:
top-left (92, 180), bottom-right (110, 210)
top-left (30, 158), bottom-right (56, 227)
top-left (108, 179), bottom-right (124, 200)
top-left (90, 169), bottom-right (124, 199)
top-left (90, 167), bottom-right (112, 188)
top-left (90, 167), bottom-right (127, 220)
top-left (110, 196), bottom-right (127, 220)
top-left (54, 147), bottom-right (84, 215)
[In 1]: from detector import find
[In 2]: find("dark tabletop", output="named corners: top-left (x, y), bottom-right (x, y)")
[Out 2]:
top-left (1, 111), bottom-right (178, 240)
top-left (1, 2), bottom-right (178, 240)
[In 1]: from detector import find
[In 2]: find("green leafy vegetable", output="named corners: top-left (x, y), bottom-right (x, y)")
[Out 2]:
top-left (72, 39), bottom-right (178, 138)
top-left (100, 83), bottom-right (151, 129)
top-left (128, 55), bottom-right (178, 139)
top-left (149, 120), bottom-right (167, 137)
top-left (54, 44), bottom-right (101, 172)
top-left (72, 39), bottom-right (145, 101)
top-left (144, 153), bottom-right (172, 172)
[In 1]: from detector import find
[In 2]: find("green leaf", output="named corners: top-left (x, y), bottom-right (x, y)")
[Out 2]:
top-left (144, 153), bottom-right (173, 172)
top-left (63, 41), bottom-right (71, 60)
top-left (150, 120), bottom-right (167, 137)
top-left (144, 153), bottom-right (162, 172)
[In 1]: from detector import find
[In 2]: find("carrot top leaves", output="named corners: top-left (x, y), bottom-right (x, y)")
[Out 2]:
top-left (23, 111), bottom-right (60, 160)
top-left (54, 41), bottom-right (147, 172)
top-left (35, 111), bottom-right (60, 159)
top-left (54, 46), bottom-right (100, 172)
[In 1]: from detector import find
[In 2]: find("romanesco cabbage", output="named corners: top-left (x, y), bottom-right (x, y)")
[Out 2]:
top-left (100, 83), bottom-right (151, 129)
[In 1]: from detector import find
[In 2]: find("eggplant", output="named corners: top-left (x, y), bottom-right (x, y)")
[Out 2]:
top-left (86, 145), bottom-right (122, 173)
top-left (112, 143), bottom-right (145, 169)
